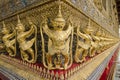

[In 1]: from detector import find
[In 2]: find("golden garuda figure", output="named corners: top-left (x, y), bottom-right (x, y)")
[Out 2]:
top-left (16, 15), bottom-right (37, 63)
top-left (90, 27), bottom-right (101, 55)
top-left (74, 19), bottom-right (95, 63)
top-left (2, 21), bottom-right (16, 57)
top-left (102, 32), bottom-right (113, 50)
top-left (83, 19), bottom-right (97, 57)
top-left (40, 3), bottom-right (73, 69)
top-left (94, 28), bottom-right (102, 53)
top-left (99, 30), bottom-right (108, 51)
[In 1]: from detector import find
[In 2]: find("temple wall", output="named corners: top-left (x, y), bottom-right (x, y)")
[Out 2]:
top-left (0, 0), bottom-right (119, 37)
top-left (0, 0), bottom-right (119, 80)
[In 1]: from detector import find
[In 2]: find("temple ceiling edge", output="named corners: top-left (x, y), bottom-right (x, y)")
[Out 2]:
top-left (0, 0), bottom-right (119, 37)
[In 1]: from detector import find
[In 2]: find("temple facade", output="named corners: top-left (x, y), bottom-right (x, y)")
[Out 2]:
top-left (0, 0), bottom-right (119, 80)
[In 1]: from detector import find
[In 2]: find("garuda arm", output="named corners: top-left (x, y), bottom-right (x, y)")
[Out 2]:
top-left (7, 30), bottom-right (16, 39)
top-left (43, 23), bottom-right (53, 37)
top-left (91, 35), bottom-right (100, 41)
top-left (77, 29), bottom-right (88, 39)
top-left (23, 25), bottom-right (35, 38)
top-left (62, 23), bottom-right (73, 40)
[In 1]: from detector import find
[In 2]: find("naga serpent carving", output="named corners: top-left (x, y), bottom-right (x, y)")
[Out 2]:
top-left (2, 21), bottom-right (16, 57)
top-left (16, 15), bottom-right (37, 63)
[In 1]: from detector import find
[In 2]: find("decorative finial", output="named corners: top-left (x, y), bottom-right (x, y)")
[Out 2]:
top-left (84, 18), bottom-right (93, 33)
top-left (68, 70), bottom-right (70, 77)
top-left (2, 21), bottom-right (5, 28)
top-left (17, 15), bottom-right (21, 24)
top-left (37, 66), bottom-right (39, 71)
top-left (51, 71), bottom-right (54, 77)
top-left (43, 68), bottom-right (46, 73)
top-left (96, 28), bottom-right (101, 36)
top-left (58, 0), bottom-right (62, 18)
top-left (54, 0), bottom-right (65, 22)
top-left (17, 15), bottom-right (25, 30)
top-left (2, 21), bottom-right (8, 33)
top-left (47, 69), bottom-right (50, 78)
top-left (39, 67), bottom-right (42, 73)
top-left (86, 18), bottom-right (91, 29)
top-left (65, 72), bottom-right (68, 79)
top-left (88, 18), bottom-right (90, 26)
top-left (60, 73), bottom-right (64, 80)
top-left (55, 72), bottom-right (59, 78)
top-left (26, 17), bottom-right (33, 25)
top-left (51, 0), bottom-right (65, 28)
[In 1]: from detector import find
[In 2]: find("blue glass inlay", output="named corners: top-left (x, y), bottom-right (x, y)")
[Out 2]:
top-left (21, 0), bottom-right (27, 7)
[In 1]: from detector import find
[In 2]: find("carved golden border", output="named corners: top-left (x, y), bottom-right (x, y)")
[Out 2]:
top-left (0, 43), bottom-right (119, 80)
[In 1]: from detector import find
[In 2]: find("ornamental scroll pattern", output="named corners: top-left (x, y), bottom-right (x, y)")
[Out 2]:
top-left (1, 0), bottom-right (119, 70)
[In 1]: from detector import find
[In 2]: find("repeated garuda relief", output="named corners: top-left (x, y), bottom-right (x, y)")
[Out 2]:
top-left (74, 18), bottom-right (119, 63)
top-left (99, 29), bottom-right (109, 51)
top-left (40, 4), bottom-right (73, 69)
top-left (74, 19), bottom-right (97, 63)
top-left (1, 0), bottom-right (119, 70)
top-left (93, 27), bottom-right (102, 53)
top-left (2, 21), bottom-right (16, 57)
top-left (16, 15), bottom-right (37, 63)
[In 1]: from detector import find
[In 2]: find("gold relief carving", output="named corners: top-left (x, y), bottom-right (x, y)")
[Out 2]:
top-left (95, 27), bottom-right (103, 53)
top-left (95, 28), bottom-right (118, 52)
top-left (86, 20), bottom-right (98, 57)
top-left (74, 19), bottom-right (93, 63)
top-left (74, 19), bottom-right (105, 63)
top-left (16, 15), bottom-right (37, 63)
top-left (2, 21), bottom-right (16, 57)
top-left (93, 0), bottom-right (103, 12)
top-left (98, 29), bottom-right (105, 51)
top-left (40, 2), bottom-right (73, 69)
top-left (100, 30), bottom-right (109, 51)
top-left (0, 0), bottom-right (119, 76)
